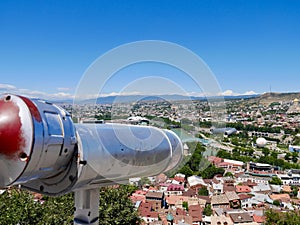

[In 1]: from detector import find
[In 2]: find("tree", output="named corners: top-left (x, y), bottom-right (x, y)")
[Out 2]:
top-left (216, 150), bottom-right (231, 159)
top-left (269, 176), bottom-right (283, 185)
top-left (245, 148), bottom-right (254, 156)
top-left (203, 204), bottom-right (212, 216)
top-left (224, 172), bottom-right (234, 178)
top-left (98, 185), bottom-right (141, 225)
top-left (182, 201), bottom-right (188, 211)
top-left (274, 158), bottom-right (284, 168)
top-left (140, 177), bottom-right (151, 187)
top-left (262, 148), bottom-right (270, 157)
top-left (0, 186), bottom-right (140, 225)
top-left (200, 165), bottom-right (224, 179)
top-left (270, 151), bottom-right (278, 159)
top-left (0, 189), bottom-right (74, 225)
top-left (41, 193), bottom-right (74, 224)
top-left (123, 184), bottom-right (139, 195)
top-left (265, 210), bottom-right (281, 225)
top-left (198, 187), bottom-right (209, 196)
top-left (285, 152), bottom-right (291, 161)
top-left (265, 210), bottom-right (300, 225)
top-left (273, 199), bottom-right (280, 206)
top-left (187, 143), bottom-right (205, 172)
top-left (292, 152), bottom-right (298, 163)
top-left (178, 165), bottom-right (194, 177)
top-left (0, 188), bottom-right (43, 224)
top-left (291, 185), bottom-right (298, 197)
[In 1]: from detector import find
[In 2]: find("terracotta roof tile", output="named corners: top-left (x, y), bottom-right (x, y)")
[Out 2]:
top-left (253, 214), bottom-right (266, 223)
top-left (236, 185), bottom-right (252, 193)
top-left (188, 204), bottom-right (203, 222)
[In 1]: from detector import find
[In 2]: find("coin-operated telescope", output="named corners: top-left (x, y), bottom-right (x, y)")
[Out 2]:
top-left (0, 94), bottom-right (183, 225)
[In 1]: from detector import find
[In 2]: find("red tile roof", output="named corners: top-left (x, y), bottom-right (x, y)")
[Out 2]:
top-left (138, 202), bottom-right (159, 218)
top-left (182, 189), bottom-right (197, 197)
top-left (208, 156), bottom-right (223, 165)
top-left (167, 184), bottom-right (185, 191)
top-left (130, 195), bottom-right (146, 203)
top-left (140, 211), bottom-right (159, 218)
top-left (166, 195), bottom-right (189, 205)
top-left (174, 175), bottom-right (185, 183)
top-left (146, 191), bottom-right (164, 199)
top-left (134, 190), bottom-right (147, 195)
top-left (176, 208), bottom-right (187, 216)
top-left (223, 184), bottom-right (236, 192)
top-left (198, 196), bottom-right (211, 204)
top-left (270, 194), bottom-right (291, 202)
top-left (236, 185), bottom-right (251, 193)
top-left (238, 194), bottom-right (252, 200)
top-left (188, 204), bottom-right (203, 222)
top-left (253, 214), bottom-right (266, 223)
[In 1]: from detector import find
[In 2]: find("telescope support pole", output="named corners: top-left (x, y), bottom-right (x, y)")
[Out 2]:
top-left (74, 188), bottom-right (99, 225)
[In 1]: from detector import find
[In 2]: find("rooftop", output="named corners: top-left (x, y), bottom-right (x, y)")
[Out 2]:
top-left (187, 175), bottom-right (207, 187)
top-left (225, 191), bottom-right (240, 201)
top-left (188, 204), bottom-right (203, 222)
top-left (211, 194), bottom-right (230, 205)
top-left (229, 212), bottom-right (253, 223)
top-left (146, 191), bottom-right (164, 199)
top-left (253, 214), bottom-right (266, 223)
top-left (269, 193), bottom-right (291, 202)
top-left (236, 185), bottom-right (252, 193)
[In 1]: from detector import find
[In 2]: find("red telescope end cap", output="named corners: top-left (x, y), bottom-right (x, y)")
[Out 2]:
top-left (0, 94), bottom-right (34, 187)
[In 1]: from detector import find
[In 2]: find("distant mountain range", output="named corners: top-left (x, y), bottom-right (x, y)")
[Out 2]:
top-left (74, 93), bottom-right (259, 104)
top-left (53, 92), bottom-right (300, 105)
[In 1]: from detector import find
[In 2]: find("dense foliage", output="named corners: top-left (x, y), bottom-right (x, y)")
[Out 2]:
top-left (198, 186), bottom-right (209, 196)
top-left (265, 210), bottom-right (300, 225)
top-left (0, 185), bottom-right (140, 225)
top-left (98, 186), bottom-right (140, 225)
top-left (269, 176), bottom-right (283, 185)
top-left (0, 188), bottom-right (74, 224)
top-left (178, 142), bottom-right (225, 178)
top-left (203, 204), bottom-right (212, 216)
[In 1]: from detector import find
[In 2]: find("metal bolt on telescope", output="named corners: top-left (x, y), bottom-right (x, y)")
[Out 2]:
top-left (0, 94), bottom-right (183, 225)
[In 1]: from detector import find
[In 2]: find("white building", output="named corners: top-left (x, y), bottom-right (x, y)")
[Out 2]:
top-left (187, 175), bottom-right (207, 188)
top-left (278, 173), bottom-right (300, 185)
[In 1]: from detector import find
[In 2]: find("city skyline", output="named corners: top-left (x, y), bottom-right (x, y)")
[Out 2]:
top-left (0, 0), bottom-right (300, 100)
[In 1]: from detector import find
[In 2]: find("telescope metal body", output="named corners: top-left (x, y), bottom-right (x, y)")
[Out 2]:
top-left (0, 94), bottom-right (183, 224)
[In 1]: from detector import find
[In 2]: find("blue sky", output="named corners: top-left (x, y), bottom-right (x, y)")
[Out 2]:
top-left (0, 0), bottom-right (299, 99)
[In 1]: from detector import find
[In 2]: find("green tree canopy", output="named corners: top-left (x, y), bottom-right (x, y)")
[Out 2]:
top-left (182, 201), bottom-right (188, 211)
top-left (269, 176), bottom-right (283, 185)
top-left (273, 199), bottom-right (280, 206)
top-left (265, 210), bottom-right (300, 225)
top-left (0, 186), bottom-right (140, 225)
top-left (199, 165), bottom-right (224, 179)
top-left (198, 186), bottom-right (209, 196)
top-left (98, 185), bottom-right (140, 225)
top-left (203, 204), bottom-right (212, 216)
top-left (224, 172), bottom-right (234, 178)
top-left (262, 148), bottom-right (270, 157)
top-left (178, 165), bottom-right (194, 177)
